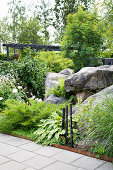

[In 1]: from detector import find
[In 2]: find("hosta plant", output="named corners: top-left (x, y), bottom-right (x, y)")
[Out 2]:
top-left (34, 110), bottom-right (78, 146)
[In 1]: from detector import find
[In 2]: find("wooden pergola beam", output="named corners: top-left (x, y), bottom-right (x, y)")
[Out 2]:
top-left (3, 43), bottom-right (60, 61)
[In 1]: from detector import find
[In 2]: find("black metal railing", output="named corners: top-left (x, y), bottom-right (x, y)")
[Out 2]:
top-left (62, 103), bottom-right (75, 147)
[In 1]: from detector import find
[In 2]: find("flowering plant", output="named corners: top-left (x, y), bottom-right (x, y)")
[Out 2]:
top-left (0, 74), bottom-right (27, 108)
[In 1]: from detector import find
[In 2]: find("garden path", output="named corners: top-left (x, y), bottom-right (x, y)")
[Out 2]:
top-left (0, 133), bottom-right (112, 170)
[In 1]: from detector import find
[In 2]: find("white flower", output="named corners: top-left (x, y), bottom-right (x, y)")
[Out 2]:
top-left (31, 96), bottom-right (35, 100)
top-left (38, 99), bottom-right (42, 102)
top-left (13, 88), bottom-right (18, 93)
top-left (18, 86), bottom-right (22, 89)
top-left (0, 97), bottom-right (3, 101)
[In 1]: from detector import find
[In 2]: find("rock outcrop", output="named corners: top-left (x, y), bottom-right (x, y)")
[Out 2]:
top-left (64, 65), bottom-right (113, 92)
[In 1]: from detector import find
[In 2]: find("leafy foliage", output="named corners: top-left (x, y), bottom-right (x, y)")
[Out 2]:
top-left (0, 56), bottom-right (48, 99)
top-left (62, 6), bottom-right (104, 71)
top-left (46, 78), bottom-right (67, 98)
top-left (35, 51), bottom-right (74, 72)
top-left (34, 110), bottom-right (78, 146)
top-left (53, 0), bottom-right (95, 41)
top-left (0, 99), bottom-right (66, 133)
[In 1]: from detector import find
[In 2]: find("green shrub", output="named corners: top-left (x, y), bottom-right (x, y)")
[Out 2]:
top-left (0, 57), bottom-right (48, 99)
top-left (35, 51), bottom-right (74, 72)
top-left (0, 99), bottom-right (67, 133)
top-left (75, 96), bottom-right (113, 155)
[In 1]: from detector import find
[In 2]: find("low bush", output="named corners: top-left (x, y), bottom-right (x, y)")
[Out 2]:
top-left (35, 51), bottom-right (74, 72)
top-left (75, 96), bottom-right (113, 156)
top-left (0, 99), bottom-right (67, 133)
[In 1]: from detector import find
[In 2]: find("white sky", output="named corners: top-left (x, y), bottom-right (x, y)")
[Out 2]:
top-left (0, 0), bottom-right (103, 20)
top-left (0, 0), bottom-right (55, 19)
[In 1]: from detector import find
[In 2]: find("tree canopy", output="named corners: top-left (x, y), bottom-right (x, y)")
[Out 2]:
top-left (62, 6), bottom-right (104, 70)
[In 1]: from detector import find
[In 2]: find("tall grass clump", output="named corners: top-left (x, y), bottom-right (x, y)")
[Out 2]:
top-left (75, 96), bottom-right (113, 156)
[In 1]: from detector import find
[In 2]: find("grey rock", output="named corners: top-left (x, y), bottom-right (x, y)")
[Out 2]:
top-left (65, 65), bottom-right (113, 92)
top-left (72, 85), bottom-right (113, 114)
top-left (45, 72), bottom-right (68, 93)
top-left (45, 94), bottom-right (66, 104)
top-left (59, 68), bottom-right (74, 76)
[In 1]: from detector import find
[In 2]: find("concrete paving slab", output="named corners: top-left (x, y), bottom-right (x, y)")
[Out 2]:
top-left (41, 161), bottom-right (78, 170)
top-left (4, 137), bottom-right (30, 146)
top-left (7, 150), bottom-right (37, 162)
top-left (24, 167), bottom-right (36, 170)
top-left (19, 141), bottom-right (42, 152)
top-left (96, 162), bottom-right (113, 170)
top-left (0, 160), bottom-right (27, 170)
top-left (0, 142), bottom-right (20, 156)
top-left (51, 150), bottom-right (83, 163)
top-left (71, 155), bottom-right (106, 170)
top-left (0, 155), bottom-right (9, 165)
top-left (0, 133), bottom-right (112, 170)
top-left (34, 146), bottom-right (62, 157)
top-left (0, 134), bottom-right (17, 142)
top-left (23, 155), bottom-right (56, 169)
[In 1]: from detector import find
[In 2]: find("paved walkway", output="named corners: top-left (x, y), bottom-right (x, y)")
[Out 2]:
top-left (0, 133), bottom-right (112, 170)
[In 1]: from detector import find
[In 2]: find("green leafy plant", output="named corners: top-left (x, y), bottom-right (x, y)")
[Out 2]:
top-left (34, 109), bottom-right (79, 146)
top-left (46, 78), bottom-right (76, 104)
top-left (46, 78), bottom-right (67, 98)
top-left (34, 111), bottom-right (65, 145)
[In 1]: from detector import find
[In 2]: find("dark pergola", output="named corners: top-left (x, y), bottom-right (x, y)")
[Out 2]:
top-left (3, 43), bottom-right (60, 61)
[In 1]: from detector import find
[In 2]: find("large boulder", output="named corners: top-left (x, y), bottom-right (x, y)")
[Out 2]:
top-left (45, 94), bottom-right (66, 104)
top-left (64, 65), bottom-right (113, 93)
top-left (72, 85), bottom-right (113, 114)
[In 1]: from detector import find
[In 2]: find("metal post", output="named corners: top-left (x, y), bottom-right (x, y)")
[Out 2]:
top-left (70, 103), bottom-right (74, 147)
top-left (6, 46), bottom-right (9, 61)
top-left (62, 108), bottom-right (65, 130)
top-left (65, 105), bottom-right (68, 145)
